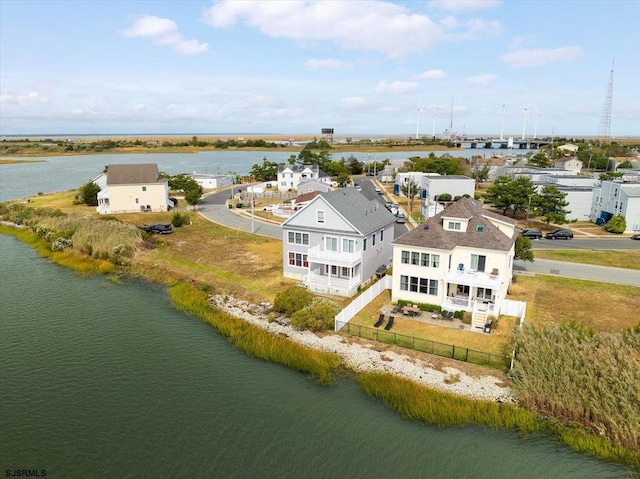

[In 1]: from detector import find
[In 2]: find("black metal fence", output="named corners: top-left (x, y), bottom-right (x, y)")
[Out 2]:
top-left (336, 321), bottom-right (511, 372)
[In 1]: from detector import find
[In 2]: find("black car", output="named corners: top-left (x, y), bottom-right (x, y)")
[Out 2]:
top-left (139, 223), bottom-right (173, 234)
top-left (520, 229), bottom-right (543, 240)
top-left (545, 229), bottom-right (573, 240)
top-left (631, 233), bottom-right (640, 240)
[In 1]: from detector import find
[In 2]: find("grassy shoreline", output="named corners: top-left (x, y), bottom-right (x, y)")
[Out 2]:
top-left (1, 206), bottom-right (638, 470)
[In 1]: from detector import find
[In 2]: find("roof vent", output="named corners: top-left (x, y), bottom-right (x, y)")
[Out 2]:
top-left (423, 225), bottom-right (429, 230)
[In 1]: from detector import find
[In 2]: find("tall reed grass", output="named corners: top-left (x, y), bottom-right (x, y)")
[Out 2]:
top-left (358, 371), bottom-right (639, 469)
top-left (168, 283), bottom-right (340, 385)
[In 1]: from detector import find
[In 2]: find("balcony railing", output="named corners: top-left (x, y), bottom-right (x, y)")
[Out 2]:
top-left (444, 268), bottom-right (502, 289)
top-left (306, 245), bottom-right (361, 267)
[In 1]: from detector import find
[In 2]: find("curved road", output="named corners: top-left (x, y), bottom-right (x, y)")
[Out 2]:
top-left (198, 187), bottom-right (640, 288)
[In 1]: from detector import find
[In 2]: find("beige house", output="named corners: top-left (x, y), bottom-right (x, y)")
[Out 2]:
top-left (97, 163), bottom-right (173, 214)
top-left (553, 157), bottom-right (583, 174)
top-left (391, 197), bottom-right (518, 329)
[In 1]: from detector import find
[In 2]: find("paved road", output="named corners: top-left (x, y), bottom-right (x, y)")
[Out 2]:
top-left (199, 185), bottom-right (639, 287)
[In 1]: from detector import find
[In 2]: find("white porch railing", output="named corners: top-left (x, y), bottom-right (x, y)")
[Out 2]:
top-left (307, 245), bottom-right (361, 267)
top-left (304, 271), bottom-right (362, 297)
top-left (444, 269), bottom-right (502, 289)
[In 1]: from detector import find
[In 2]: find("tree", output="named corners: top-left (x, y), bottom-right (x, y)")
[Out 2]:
top-left (184, 187), bottom-right (203, 210)
top-left (169, 174), bottom-right (200, 192)
top-left (605, 215), bottom-right (626, 234)
top-left (469, 157), bottom-right (490, 184)
top-left (616, 160), bottom-right (633, 170)
top-left (78, 181), bottom-right (101, 206)
top-left (290, 298), bottom-right (341, 331)
top-left (250, 158), bottom-right (280, 181)
top-left (400, 178), bottom-right (420, 217)
top-left (534, 185), bottom-right (570, 225)
top-left (527, 152), bottom-right (551, 168)
top-left (484, 176), bottom-right (536, 217)
top-left (515, 235), bottom-right (534, 262)
top-left (273, 286), bottom-right (313, 316)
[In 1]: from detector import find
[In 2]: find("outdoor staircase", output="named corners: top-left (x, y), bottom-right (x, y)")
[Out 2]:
top-left (471, 306), bottom-right (489, 329)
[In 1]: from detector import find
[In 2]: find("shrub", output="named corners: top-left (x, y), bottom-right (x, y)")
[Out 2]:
top-left (273, 286), bottom-right (313, 316)
top-left (291, 298), bottom-right (341, 331)
top-left (171, 211), bottom-right (191, 227)
top-left (604, 215), bottom-right (626, 234)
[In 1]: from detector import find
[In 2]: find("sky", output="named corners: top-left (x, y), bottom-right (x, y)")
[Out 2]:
top-left (1, 0), bottom-right (639, 138)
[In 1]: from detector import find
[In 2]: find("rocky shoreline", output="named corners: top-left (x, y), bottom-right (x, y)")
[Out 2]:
top-left (209, 294), bottom-right (516, 404)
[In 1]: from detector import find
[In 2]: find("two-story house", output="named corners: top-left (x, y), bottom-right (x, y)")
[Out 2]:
top-left (96, 163), bottom-right (173, 214)
top-left (281, 188), bottom-right (397, 297)
top-left (277, 165), bottom-right (331, 192)
top-left (391, 197), bottom-right (518, 329)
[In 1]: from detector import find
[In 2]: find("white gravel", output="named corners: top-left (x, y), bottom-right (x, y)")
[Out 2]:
top-left (209, 295), bottom-right (515, 404)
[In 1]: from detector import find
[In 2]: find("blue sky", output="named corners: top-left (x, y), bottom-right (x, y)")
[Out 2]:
top-left (1, 0), bottom-right (639, 137)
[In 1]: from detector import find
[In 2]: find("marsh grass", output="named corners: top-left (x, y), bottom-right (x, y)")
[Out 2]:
top-left (168, 283), bottom-right (340, 385)
top-left (511, 322), bottom-right (640, 457)
top-left (358, 372), bottom-right (639, 468)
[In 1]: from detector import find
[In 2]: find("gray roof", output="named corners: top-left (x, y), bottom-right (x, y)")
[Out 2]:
top-left (277, 164), bottom-right (328, 177)
top-left (106, 164), bottom-right (161, 185)
top-left (393, 197), bottom-right (516, 251)
top-left (321, 188), bottom-right (396, 235)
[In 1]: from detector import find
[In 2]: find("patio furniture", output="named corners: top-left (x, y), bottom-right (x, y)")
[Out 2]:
top-left (402, 306), bottom-right (421, 317)
top-left (384, 316), bottom-right (395, 331)
top-left (374, 314), bottom-right (385, 328)
top-left (442, 310), bottom-right (454, 320)
top-left (431, 311), bottom-right (442, 320)
top-left (391, 305), bottom-right (402, 314)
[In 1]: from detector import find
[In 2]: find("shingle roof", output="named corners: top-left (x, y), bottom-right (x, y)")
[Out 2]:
top-left (393, 197), bottom-right (516, 251)
top-left (321, 188), bottom-right (396, 235)
top-left (106, 164), bottom-right (161, 185)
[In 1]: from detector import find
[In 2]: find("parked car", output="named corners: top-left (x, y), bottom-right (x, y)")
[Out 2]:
top-left (520, 229), bottom-right (543, 240)
top-left (396, 213), bottom-right (406, 224)
top-left (150, 223), bottom-right (173, 234)
top-left (545, 229), bottom-right (573, 240)
top-left (631, 233), bottom-right (640, 240)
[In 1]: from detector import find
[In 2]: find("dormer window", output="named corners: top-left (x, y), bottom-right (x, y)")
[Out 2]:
top-left (476, 224), bottom-right (484, 232)
top-left (448, 221), bottom-right (461, 230)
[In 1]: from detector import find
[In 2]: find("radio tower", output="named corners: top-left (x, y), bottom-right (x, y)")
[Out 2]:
top-left (598, 59), bottom-right (614, 143)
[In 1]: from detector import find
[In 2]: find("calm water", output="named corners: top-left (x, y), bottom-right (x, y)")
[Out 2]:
top-left (0, 148), bottom-right (521, 203)
top-left (0, 236), bottom-right (632, 478)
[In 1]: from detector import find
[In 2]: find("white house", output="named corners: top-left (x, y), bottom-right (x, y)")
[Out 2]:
top-left (296, 179), bottom-right (333, 194)
top-left (557, 143), bottom-right (579, 154)
top-left (553, 157), bottom-right (583, 174)
top-left (391, 197), bottom-right (518, 329)
top-left (96, 163), bottom-right (173, 214)
top-left (277, 165), bottom-right (331, 191)
top-left (190, 173), bottom-right (234, 190)
top-left (590, 180), bottom-right (640, 232)
top-left (419, 175), bottom-right (475, 218)
top-left (281, 188), bottom-right (397, 297)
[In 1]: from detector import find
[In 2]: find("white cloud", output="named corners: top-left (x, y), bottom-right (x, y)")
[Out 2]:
top-left (375, 81), bottom-right (419, 95)
top-left (430, 1), bottom-right (501, 12)
top-left (122, 15), bottom-right (209, 55)
top-left (0, 89), bottom-right (50, 105)
top-left (466, 73), bottom-right (498, 86)
top-left (445, 18), bottom-right (502, 41)
top-left (339, 97), bottom-right (367, 108)
top-left (203, 1), bottom-right (445, 58)
top-left (500, 46), bottom-right (582, 68)
top-left (305, 58), bottom-right (349, 70)
top-left (417, 69), bottom-right (447, 79)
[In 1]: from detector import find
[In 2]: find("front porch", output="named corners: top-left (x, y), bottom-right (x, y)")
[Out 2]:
top-left (304, 269), bottom-right (362, 297)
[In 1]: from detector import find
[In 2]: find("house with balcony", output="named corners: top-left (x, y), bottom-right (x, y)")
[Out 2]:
top-left (96, 163), bottom-right (173, 214)
top-left (590, 179), bottom-right (640, 232)
top-left (391, 197), bottom-right (518, 329)
top-left (281, 188), bottom-right (397, 297)
top-left (277, 165), bottom-right (331, 192)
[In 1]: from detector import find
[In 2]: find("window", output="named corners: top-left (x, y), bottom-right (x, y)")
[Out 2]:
top-left (419, 278), bottom-right (429, 294)
top-left (288, 252), bottom-right (308, 268)
top-left (135, 198), bottom-right (139, 204)
top-left (470, 254), bottom-right (486, 272)
top-left (325, 236), bottom-right (338, 251)
top-left (401, 251), bottom-right (410, 264)
top-left (477, 288), bottom-right (492, 300)
top-left (476, 224), bottom-right (484, 232)
top-left (448, 221), bottom-right (461, 230)
top-left (429, 279), bottom-right (438, 295)
top-left (372, 233), bottom-right (376, 246)
top-left (142, 186), bottom-right (147, 192)
top-left (317, 210), bottom-right (325, 223)
top-left (400, 275), bottom-right (409, 291)
top-left (411, 252), bottom-right (420, 265)
top-left (431, 254), bottom-right (440, 268)
top-left (342, 238), bottom-right (355, 253)
top-left (380, 229), bottom-right (384, 241)
top-left (421, 253), bottom-right (429, 267)
top-left (409, 276), bottom-right (419, 292)
top-left (341, 267), bottom-right (350, 277)
top-left (288, 232), bottom-right (309, 245)
top-left (363, 238), bottom-right (367, 251)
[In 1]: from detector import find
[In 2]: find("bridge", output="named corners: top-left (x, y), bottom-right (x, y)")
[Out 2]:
top-left (452, 138), bottom-right (551, 150)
